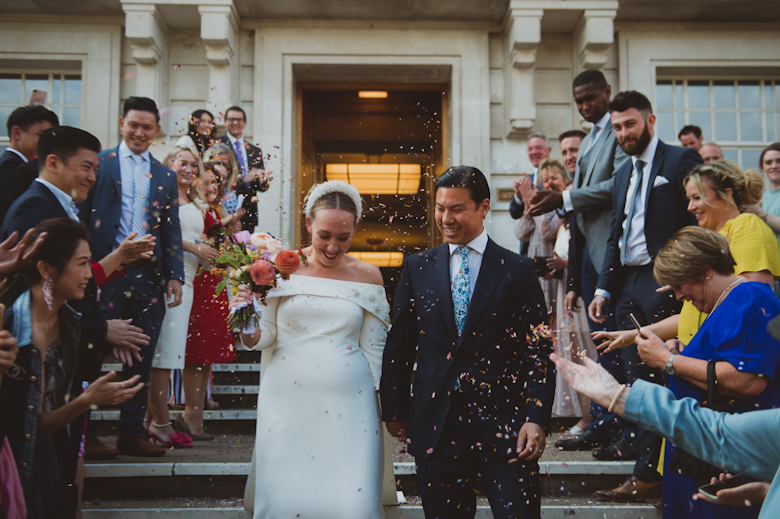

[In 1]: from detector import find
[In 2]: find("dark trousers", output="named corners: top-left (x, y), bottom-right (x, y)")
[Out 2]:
top-left (416, 391), bottom-right (541, 519)
top-left (97, 267), bottom-right (166, 438)
top-left (614, 264), bottom-right (681, 482)
top-left (580, 245), bottom-right (624, 440)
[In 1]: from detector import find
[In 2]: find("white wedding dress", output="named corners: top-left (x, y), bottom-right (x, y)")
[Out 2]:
top-left (245, 275), bottom-right (391, 519)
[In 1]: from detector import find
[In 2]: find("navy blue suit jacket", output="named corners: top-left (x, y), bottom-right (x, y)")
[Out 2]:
top-left (78, 146), bottom-right (184, 286)
top-left (0, 149), bottom-right (26, 225)
top-left (379, 238), bottom-right (554, 460)
top-left (0, 180), bottom-right (110, 356)
top-left (597, 140), bottom-right (702, 295)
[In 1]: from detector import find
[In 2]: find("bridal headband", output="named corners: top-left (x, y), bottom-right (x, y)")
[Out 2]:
top-left (304, 180), bottom-right (363, 222)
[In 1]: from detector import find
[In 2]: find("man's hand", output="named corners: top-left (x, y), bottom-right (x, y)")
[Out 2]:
top-left (587, 295), bottom-right (608, 324)
top-left (386, 421), bottom-right (409, 443)
top-left (694, 473), bottom-right (770, 507)
top-left (106, 319), bottom-right (148, 367)
top-left (528, 190), bottom-right (564, 217)
top-left (565, 291), bottom-right (580, 313)
top-left (166, 279), bottom-right (183, 308)
top-left (0, 229), bottom-right (47, 281)
top-left (516, 422), bottom-right (546, 460)
top-left (547, 254), bottom-right (567, 275)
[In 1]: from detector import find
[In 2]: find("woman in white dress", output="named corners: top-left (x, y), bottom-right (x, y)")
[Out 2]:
top-left (146, 145), bottom-right (217, 447)
top-left (232, 181), bottom-right (390, 518)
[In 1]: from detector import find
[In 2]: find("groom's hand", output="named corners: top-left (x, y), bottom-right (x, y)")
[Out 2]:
top-left (516, 422), bottom-right (546, 460)
top-left (386, 421), bottom-right (409, 443)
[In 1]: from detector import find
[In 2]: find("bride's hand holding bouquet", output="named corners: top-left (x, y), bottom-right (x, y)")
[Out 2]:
top-left (214, 230), bottom-right (306, 332)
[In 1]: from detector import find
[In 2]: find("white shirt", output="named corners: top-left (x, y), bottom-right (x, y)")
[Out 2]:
top-left (35, 178), bottom-right (79, 222)
top-left (448, 228), bottom-right (488, 297)
top-left (562, 111), bottom-right (611, 213)
top-left (117, 140), bottom-right (151, 245)
top-left (595, 135), bottom-right (658, 301)
top-left (226, 133), bottom-right (248, 173)
top-left (6, 147), bottom-right (28, 163)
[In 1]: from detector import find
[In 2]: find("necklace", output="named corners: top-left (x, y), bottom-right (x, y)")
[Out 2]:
top-left (708, 277), bottom-right (743, 317)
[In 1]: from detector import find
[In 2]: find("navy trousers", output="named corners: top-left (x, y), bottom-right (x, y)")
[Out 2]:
top-left (98, 267), bottom-right (166, 438)
top-left (416, 391), bottom-right (541, 519)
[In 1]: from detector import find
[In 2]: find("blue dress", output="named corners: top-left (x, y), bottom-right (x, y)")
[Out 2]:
top-left (664, 282), bottom-right (780, 519)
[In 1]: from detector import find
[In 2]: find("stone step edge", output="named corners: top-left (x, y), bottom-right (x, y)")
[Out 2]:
top-left (84, 460), bottom-right (635, 478)
top-left (103, 363), bottom-right (261, 373)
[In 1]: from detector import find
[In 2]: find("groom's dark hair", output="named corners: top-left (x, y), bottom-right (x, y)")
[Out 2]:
top-left (434, 166), bottom-right (490, 206)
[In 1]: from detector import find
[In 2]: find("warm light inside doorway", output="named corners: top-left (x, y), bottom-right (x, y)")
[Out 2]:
top-left (348, 251), bottom-right (404, 267)
top-left (358, 91), bottom-right (388, 98)
top-left (325, 163), bottom-right (422, 195)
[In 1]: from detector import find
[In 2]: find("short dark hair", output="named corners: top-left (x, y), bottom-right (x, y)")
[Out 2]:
top-left (434, 166), bottom-right (490, 206)
top-left (123, 96), bottom-right (160, 123)
top-left (678, 125), bottom-right (702, 140)
top-left (37, 126), bottom-right (101, 167)
top-left (609, 91), bottom-right (653, 115)
top-left (6, 105), bottom-right (59, 137)
top-left (558, 130), bottom-right (587, 142)
top-left (225, 106), bottom-right (246, 120)
top-left (573, 70), bottom-right (607, 90)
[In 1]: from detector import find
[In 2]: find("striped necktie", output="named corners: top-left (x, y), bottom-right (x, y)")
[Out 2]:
top-left (234, 139), bottom-right (247, 175)
top-left (131, 154), bottom-right (149, 237)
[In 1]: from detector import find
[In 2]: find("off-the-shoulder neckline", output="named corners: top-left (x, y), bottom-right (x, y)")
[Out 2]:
top-left (286, 274), bottom-right (384, 288)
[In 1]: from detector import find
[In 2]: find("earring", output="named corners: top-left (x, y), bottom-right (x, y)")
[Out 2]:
top-left (43, 275), bottom-right (53, 311)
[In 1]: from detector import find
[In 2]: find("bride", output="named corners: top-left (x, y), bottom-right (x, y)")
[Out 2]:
top-left (233, 180), bottom-right (391, 518)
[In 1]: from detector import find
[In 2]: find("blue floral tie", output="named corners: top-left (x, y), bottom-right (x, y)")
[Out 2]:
top-left (452, 245), bottom-right (471, 336)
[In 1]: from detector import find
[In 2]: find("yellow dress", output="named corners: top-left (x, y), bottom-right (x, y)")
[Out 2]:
top-left (677, 212), bottom-right (780, 345)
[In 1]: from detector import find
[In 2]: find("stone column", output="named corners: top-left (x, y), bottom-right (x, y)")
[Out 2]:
top-left (503, 7), bottom-right (542, 138)
top-left (574, 9), bottom-right (617, 71)
top-left (123, 3), bottom-right (169, 115)
top-left (199, 4), bottom-right (240, 124)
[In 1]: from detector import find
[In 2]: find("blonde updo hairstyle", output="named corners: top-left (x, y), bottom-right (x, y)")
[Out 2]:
top-left (653, 226), bottom-right (736, 288)
top-left (683, 159), bottom-right (763, 210)
top-left (303, 186), bottom-right (360, 226)
top-left (538, 158), bottom-right (572, 187)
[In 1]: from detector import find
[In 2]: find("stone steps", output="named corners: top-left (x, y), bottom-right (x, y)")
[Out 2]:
top-left (82, 497), bottom-right (660, 518)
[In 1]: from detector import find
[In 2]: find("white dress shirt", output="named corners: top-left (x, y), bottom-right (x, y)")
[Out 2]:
top-left (226, 133), bottom-right (248, 173)
top-left (6, 147), bottom-right (28, 163)
top-left (595, 135), bottom-right (658, 301)
top-left (562, 111), bottom-right (611, 213)
top-left (117, 140), bottom-right (151, 245)
top-left (35, 178), bottom-right (79, 222)
top-left (448, 228), bottom-right (488, 298)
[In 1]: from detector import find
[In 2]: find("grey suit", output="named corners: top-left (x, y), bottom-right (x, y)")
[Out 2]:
top-left (568, 120), bottom-right (628, 276)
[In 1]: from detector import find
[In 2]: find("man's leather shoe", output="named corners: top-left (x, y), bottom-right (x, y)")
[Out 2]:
top-left (592, 437), bottom-right (639, 461)
top-left (83, 436), bottom-right (119, 460)
top-left (117, 436), bottom-right (166, 457)
top-left (594, 476), bottom-right (662, 502)
top-left (554, 430), bottom-right (611, 451)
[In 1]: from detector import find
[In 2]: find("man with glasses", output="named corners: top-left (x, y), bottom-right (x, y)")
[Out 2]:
top-left (217, 106), bottom-right (271, 232)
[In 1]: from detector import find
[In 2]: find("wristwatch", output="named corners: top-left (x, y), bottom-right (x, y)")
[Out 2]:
top-left (665, 353), bottom-right (677, 375)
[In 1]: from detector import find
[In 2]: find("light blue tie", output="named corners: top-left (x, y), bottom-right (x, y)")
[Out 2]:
top-left (131, 154), bottom-right (149, 237)
top-left (452, 246), bottom-right (471, 336)
top-left (234, 139), bottom-right (248, 175)
top-left (620, 159), bottom-right (645, 265)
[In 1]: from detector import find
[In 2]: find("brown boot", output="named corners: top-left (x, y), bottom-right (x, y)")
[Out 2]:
top-left (117, 436), bottom-right (167, 457)
top-left (594, 476), bottom-right (662, 502)
top-left (83, 436), bottom-right (120, 460)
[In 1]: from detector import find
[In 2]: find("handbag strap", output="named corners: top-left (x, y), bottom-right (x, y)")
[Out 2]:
top-left (707, 360), bottom-right (719, 408)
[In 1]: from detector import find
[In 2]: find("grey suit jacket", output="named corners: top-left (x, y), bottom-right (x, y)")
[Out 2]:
top-left (569, 120), bottom-right (629, 274)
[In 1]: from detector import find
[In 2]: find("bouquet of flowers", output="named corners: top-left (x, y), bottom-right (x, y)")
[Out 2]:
top-left (211, 230), bottom-right (306, 332)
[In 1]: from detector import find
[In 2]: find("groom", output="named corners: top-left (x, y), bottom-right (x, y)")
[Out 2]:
top-left (380, 166), bottom-right (555, 519)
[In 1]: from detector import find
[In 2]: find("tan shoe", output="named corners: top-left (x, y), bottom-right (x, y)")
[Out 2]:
top-left (594, 476), bottom-right (662, 502)
top-left (83, 436), bottom-right (120, 460)
top-left (117, 436), bottom-right (167, 457)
